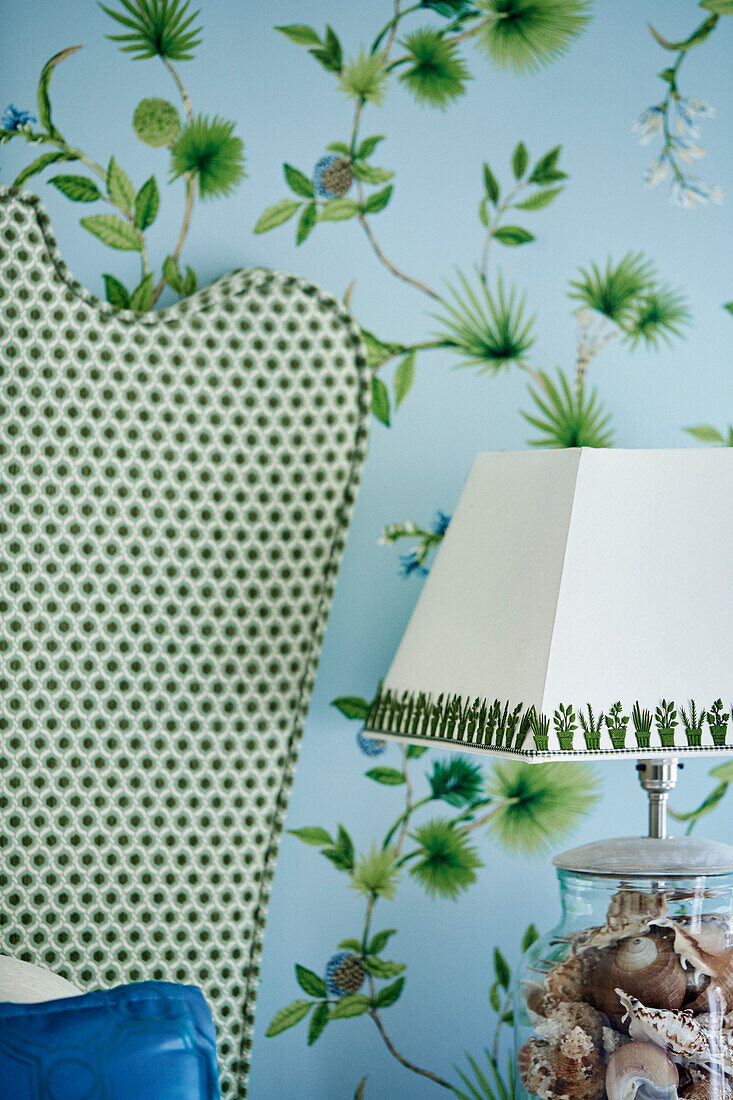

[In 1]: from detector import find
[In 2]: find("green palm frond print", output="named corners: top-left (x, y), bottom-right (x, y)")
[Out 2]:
top-left (474, 0), bottom-right (593, 75)
top-left (399, 28), bottom-right (472, 108)
top-left (170, 114), bottom-right (246, 199)
top-left (435, 272), bottom-right (536, 374)
top-left (522, 369), bottom-right (613, 449)
top-left (100, 0), bottom-right (203, 61)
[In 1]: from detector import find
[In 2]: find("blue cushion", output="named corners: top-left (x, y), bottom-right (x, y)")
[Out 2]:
top-left (0, 981), bottom-right (220, 1099)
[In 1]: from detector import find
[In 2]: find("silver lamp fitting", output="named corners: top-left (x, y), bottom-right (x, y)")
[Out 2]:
top-left (636, 758), bottom-right (681, 838)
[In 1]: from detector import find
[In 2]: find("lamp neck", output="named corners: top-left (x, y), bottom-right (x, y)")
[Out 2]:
top-left (636, 758), bottom-right (680, 838)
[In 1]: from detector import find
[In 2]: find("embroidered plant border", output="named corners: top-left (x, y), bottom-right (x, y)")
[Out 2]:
top-left (365, 688), bottom-right (732, 755)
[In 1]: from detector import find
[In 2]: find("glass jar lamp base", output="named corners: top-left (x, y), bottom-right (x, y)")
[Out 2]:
top-left (515, 837), bottom-right (733, 1100)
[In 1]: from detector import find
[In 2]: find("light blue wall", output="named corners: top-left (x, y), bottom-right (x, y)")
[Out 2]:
top-left (2, 3), bottom-right (733, 1096)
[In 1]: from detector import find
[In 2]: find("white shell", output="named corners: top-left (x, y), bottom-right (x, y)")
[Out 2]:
top-left (652, 921), bottom-right (718, 980)
top-left (606, 1040), bottom-right (679, 1100)
top-left (616, 990), bottom-right (733, 1074)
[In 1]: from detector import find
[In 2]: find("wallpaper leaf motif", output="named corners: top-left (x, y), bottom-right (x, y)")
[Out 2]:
top-left (1, 0), bottom-right (245, 307)
top-left (253, 14), bottom-right (707, 1080)
top-left (255, 9), bottom-right (693, 445)
top-left (268, 717), bottom-right (599, 1091)
top-left (2, 4), bottom-right (731, 1096)
top-left (255, 9), bottom-right (592, 430)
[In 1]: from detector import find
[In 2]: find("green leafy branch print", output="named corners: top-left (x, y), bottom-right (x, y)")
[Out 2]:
top-left (479, 144), bottom-right (567, 280)
top-left (635, 3), bottom-right (731, 207)
top-left (260, 23), bottom-right (692, 441)
top-left (260, 3), bottom-right (697, 443)
top-left (258, 4), bottom-right (592, 425)
top-left (268, 746), bottom-right (458, 1089)
top-left (277, 2), bottom-right (591, 102)
top-left (1, 0), bottom-right (245, 310)
top-left (569, 252), bottom-right (690, 358)
top-left (360, 262), bottom-right (546, 426)
top-left (266, 695), bottom-right (598, 1091)
top-left (450, 926), bottom-right (538, 1100)
top-left (435, 272), bottom-right (537, 378)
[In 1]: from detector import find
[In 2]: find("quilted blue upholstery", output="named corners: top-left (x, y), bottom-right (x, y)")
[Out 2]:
top-left (0, 982), bottom-right (219, 1099)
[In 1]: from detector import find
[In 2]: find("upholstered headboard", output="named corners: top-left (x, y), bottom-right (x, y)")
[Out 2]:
top-left (0, 186), bottom-right (369, 1096)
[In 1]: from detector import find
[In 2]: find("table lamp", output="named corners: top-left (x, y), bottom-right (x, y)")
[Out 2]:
top-left (363, 449), bottom-right (733, 1100)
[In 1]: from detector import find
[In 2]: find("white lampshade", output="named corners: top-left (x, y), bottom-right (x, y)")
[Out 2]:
top-left (365, 448), bottom-right (733, 761)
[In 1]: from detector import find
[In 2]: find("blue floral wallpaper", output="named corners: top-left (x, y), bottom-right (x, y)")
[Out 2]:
top-left (1, 2), bottom-right (733, 1096)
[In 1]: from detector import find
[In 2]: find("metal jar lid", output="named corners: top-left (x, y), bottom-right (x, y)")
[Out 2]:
top-left (553, 836), bottom-right (733, 878)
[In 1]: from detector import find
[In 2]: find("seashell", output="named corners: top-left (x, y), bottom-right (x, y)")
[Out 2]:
top-left (587, 935), bottom-right (687, 1023)
top-left (554, 1027), bottom-right (607, 1100)
top-left (518, 1028), bottom-right (606, 1100)
top-left (690, 953), bottom-right (733, 1015)
top-left (519, 1038), bottom-right (551, 1097)
top-left (685, 971), bottom-right (710, 1003)
top-left (687, 981), bottom-right (730, 1017)
top-left (545, 953), bottom-right (588, 1007)
top-left (525, 979), bottom-right (551, 1020)
top-left (604, 1027), bottom-right (632, 1057)
top-left (576, 892), bottom-right (668, 953)
top-left (617, 989), bottom-right (712, 1062)
top-left (605, 892), bottom-right (669, 932)
top-left (654, 921), bottom-right (733, 1015)
top-left (535, 1001), bottom-right (607, 1048)
top-left (519, 1038), bottom-right (548, 1095)
top-left (652, 922), bottom-right (715, 981)
top-left (677, 1065), bottom-right (711, 1091)
top-left (680, 1078), bottom-right (733, 1100)
top-left (652, 921), bottom-right (732, 982)
top-left (606, 1040), bottom-right (679, 1100)
top-left (616, 990), bottom-right (733, 1074)
top-left (618, 937), bottom-right (670, 971)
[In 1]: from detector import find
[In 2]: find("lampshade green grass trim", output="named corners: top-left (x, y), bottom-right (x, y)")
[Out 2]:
top-left (364, 688), bottom-right (733, 758)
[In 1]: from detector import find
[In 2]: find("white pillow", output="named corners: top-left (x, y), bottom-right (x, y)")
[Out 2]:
top-left (0, 955), bottom-right (83, 1003)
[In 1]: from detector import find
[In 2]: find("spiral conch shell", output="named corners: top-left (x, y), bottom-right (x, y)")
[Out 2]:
top-left (587, 935), bottom-right (687, 1022)
top-left (652, 919), bottom-right (733, 1014)
top-left (605, 1040), bottom-right (679, 1100)
top-left (575, 892), bottom-right (668, 953)
top-left (616, 990), bottom-right (733, 1074)
top-left (518, 1027), bottom-right (606, 1100)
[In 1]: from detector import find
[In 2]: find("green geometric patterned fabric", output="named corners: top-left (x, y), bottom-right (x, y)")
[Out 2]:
top-left (0, 186), bottom-right (370, 1097)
